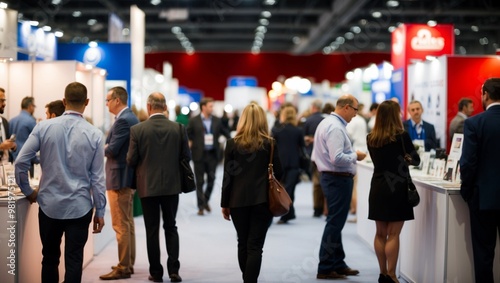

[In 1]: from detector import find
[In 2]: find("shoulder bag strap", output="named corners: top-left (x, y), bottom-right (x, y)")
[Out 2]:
top-left (400, 134), bottom-right (412, 181)
top-left (179, 123), bottom-right (183, 161)
top-left (269, 138), bottom-right (274, 165)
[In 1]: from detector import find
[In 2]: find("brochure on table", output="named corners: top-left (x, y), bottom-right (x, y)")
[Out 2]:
top-left (443, 133), bottom-right (463, 183)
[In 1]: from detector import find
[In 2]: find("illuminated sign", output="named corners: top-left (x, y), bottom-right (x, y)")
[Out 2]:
top-left (411, 29), bottom-right (445, 51)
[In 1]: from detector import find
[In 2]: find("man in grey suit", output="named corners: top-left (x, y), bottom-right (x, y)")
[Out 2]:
top-left (187, 97), bottom-right (230, 215)
top-left (449, 97), bottom-right (474, 141)
top-left (100, 87), bottom-right (139, 280)
top-left (127, 92), bottom-right (189, 283)
top-left (460, 78), bottom-right (500, 283)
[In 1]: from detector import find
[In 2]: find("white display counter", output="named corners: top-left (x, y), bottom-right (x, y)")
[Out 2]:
top-left (356, 161), bottom-right (500, 283)
top-left (0, 195), bottom-right (94, 283)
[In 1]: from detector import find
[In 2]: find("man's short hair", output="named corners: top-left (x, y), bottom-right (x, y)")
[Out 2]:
top-left (458, 98), bottom-right (473, 111)
top-left (408, 100), bottom-right (423, 108)
top-left (199, 97), bottom-right (214, 109)
top-left (483, 78), bottom-right (500, 101)
top-left (147, 92), bottom-right (166, 110)
top-left (64, 82), bottom-right (87, 106)
top-left (109, 86), bottom-right (128, 105)
top-left (21, 97), bottom-right (35, 109)
top-left (45, 100), bottom-right (65, 117)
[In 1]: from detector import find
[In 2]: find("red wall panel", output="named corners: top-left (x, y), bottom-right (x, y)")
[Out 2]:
top-left (145, 52), bottom-right (390, 100)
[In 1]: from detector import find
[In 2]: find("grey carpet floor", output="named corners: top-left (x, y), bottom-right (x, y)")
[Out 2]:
top-left (82, 168), bottom-right (403, 283)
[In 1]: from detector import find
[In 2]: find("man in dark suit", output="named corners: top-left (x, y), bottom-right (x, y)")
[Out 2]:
top-left (460, 78), bottom-right (500, 283)
top-left (0, 87), bottom-right (17, 165)
top-left (99, 87), bottom-right (139, 280)
top-left (403, 100), bottom-right (438, 151)
top-left (449, 97), bottom-right (474, 141)
top-left (187, 97), bottom-right (230, 215)
top-left (302, 99), bottom-right (325, 217)
top-left (127, 92), bottom-right (189, 283)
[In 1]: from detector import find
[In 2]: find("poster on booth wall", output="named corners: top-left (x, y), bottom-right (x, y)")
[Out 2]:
top-left (407, 56), bottom-right (447, 149)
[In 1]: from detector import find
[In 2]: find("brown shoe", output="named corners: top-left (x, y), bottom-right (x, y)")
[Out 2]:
top-left (99, 268), bottom-right (131, 280)
top-left (197, 209), bottom-right (204, 215)
top-left (204, 204), bottom-right (211, 212)
top-left (316, 271), bottom-right (346, 279)
top-left (335, 267), bottom-right (359, 276)
top-left (148, 275), bottom-right (163, 282)
top-left (111, 265), bottom-right (134, 274)
top-left (169, 273), bottom-right (182, 282)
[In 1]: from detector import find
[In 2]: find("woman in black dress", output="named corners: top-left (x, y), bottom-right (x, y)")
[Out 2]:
top-left (366, 100), bottom-right (420, 283)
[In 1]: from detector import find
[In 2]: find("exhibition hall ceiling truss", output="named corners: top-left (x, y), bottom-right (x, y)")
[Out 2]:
top-left (12, 0), bottom-right (500, 55)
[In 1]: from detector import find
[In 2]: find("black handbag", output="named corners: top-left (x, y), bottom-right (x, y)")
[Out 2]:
top-left (179, 124), bottom-right (196, 193)
top-left (401, 136), bottom-right (420, 207)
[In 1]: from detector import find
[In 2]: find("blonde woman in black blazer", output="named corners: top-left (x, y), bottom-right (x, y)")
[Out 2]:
top-left (221, 103), bottom-right (283, 283)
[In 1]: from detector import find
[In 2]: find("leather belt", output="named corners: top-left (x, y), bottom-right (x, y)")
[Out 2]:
top-left (322, 171), bottom-right (354, 178)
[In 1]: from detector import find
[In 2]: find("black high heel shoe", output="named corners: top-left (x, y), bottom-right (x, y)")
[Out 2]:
top-left (378, 274), bottom-right (396, 283)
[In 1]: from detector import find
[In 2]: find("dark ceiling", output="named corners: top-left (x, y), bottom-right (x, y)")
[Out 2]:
top-left (10, 0), bottom-right (500, 55)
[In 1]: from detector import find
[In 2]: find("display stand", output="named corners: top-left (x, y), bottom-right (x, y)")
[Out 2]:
top-left (356, 161), bottom-right (500, 282)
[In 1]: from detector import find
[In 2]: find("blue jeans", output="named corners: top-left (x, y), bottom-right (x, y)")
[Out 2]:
top-left (317, 173), bottom-right (354, 274)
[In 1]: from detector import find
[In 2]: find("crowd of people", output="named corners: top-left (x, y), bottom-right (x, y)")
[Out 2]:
top-left (2, 77), bottom-right (497, 283)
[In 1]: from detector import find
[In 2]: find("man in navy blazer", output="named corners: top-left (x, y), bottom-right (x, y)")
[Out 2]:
top-left (460, 78), bottom-right (500, 283)
top-left (403, 100), bottom-right (438, 151)
top-left (100, 87), bottom-right (139, 280)
top-left (187, 97), bottom-right (230, 215)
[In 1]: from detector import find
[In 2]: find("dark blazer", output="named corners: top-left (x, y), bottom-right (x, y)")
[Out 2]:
top-left (1, 117), bottom-right (13, 162)
top-left (302, 112), bottom-right (324, 156)
top-left (271, 123), bottom-right (305, 169)
top-left (221, 138), bottom-right (283, 208)
top-left (460, 105), bottom-right (500, 210)
top-left (127, 115), bottom-right (190, 198)
top-left (105, 108), bottom-right (139, 190)
top-left (186, 114), bottom-right (230, 161)
top-left (403, 119), bottom-right (438, 151)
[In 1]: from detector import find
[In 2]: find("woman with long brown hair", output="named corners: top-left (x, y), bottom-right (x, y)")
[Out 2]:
top-left (221, 102), bottom-right (283, 283)
top-left (366, 100), bottom-right (420, 283)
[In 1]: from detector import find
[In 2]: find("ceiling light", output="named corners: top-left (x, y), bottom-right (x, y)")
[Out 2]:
top-left (454, 28), bottom-right (460, 35)
top-left (251, 46), bottom-right (260, 54)
top-left (350, 26), bottom-right (361, 34)
top-left (52, 0), bottom-right (61, 5)
top-left (30, 21), bottom-right (39, 26)
top-left (371, 11), bottom-right (382, 18)
top-left (376, 42), bottom-right (386, 50)
top-left (292, 36), bottom-right (301, 44)
top-left (359, 19), bottom-right (368, 25)
top-left (427, 20), bottom-right (437, 27)
top-left (54, 30), bottom-right (64, 37)
top-left (259, 19), bottom-right (269, 26)
top-left (345, 32), bottom-right (354, 40)
top-left (335, 36), bottom-right (345, 44)
top-left (87, 19), bottom-right (97, 26)
top-left (388, 26), bottom-right (396, 32)
top-left (122, 28), bottom-right (130, 36)
top-left (261, 11), bottom-right (271, 18)
top-left (256, 26), bottom-right (267, 33)
top-left (479, 37), bottom-right (489, 45)
top-left (171, 26), bottom-right (182, 34)
top-left (323, 46), bottom-right (332, 54)
top-left (151, 0), bottom-right (161, 5)
top-left (386, 0), bottom-right (399, 8)
top-left (263, 0), bottom-right (276, 5)
top-left (72, 11), bottom-right (82, 17)
top-left (0, 2), bottom-right (8, 9)
top-left (471, 25), bottom-right (479, 32)
top-left (42, 26), bottom-right (52, 32)
top-left (88, 41), bottom-right (98, 48)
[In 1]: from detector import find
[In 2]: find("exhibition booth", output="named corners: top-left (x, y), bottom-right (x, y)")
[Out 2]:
top-left (0, 60), bottom-right (107, 283)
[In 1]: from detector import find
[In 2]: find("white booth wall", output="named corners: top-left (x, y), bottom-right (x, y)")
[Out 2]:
top-left (1, 61), bottom-right (106, 131)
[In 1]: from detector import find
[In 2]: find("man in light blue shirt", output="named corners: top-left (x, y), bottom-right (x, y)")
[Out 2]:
top-left (14, 82), bottom-right (106, 283)
top-left (10, 96), bottom-right (36, 161)
top-left (312, 94), bottom-right (366, 280)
